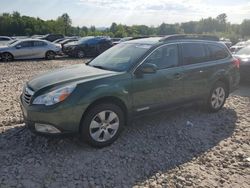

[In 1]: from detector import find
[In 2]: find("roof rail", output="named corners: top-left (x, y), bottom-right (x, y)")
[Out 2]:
top-left (159, 34), bottom-right (219, 42)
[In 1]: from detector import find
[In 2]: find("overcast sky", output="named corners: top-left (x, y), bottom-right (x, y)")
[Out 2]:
top-left (1, 0), bottom-right (250, 27)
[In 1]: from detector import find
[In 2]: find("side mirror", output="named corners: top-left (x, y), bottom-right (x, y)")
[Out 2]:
top-left (16, 45), bottom-right (21, 49)
top-left (136, 63), bottom-right (158, 75)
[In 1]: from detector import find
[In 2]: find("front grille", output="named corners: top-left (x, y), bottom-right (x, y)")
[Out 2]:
top-left (23, 87), bottom-right (34, 105)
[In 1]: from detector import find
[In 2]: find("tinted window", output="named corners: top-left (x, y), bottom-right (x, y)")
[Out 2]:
top-left (34, 41), bottom-right (47, 47)
top-left (182, 43), bottom-right (207, 65)
top-left (19, 41), bottom-right (33, 48)
top-left (145, 44), bottom-right (179, 69)
top-left (208, 44), bottom-right (228, 61)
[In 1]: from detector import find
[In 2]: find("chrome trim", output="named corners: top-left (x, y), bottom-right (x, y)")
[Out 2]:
top-left (22, 87), bottom-right (34, 105)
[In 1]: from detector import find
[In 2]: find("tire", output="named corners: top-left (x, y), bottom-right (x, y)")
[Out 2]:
top-left (45, 51), bottom-right (56, 60)
top-left (206, 81), bottom-right (228, 112)
top-left (80, 103), bottom-right (124, 148)
top-left (77, 50), bottom-right (85, 58)
top-left (1, 52), bottom-right (13, 62)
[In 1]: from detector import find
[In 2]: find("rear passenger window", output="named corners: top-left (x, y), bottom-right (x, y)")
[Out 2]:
top-left (208, 44), bottom-right (228, 61)
top-left (181, 43), bottom-right (207, 65)
top-left (34, 41), bottom-right (47, 47)
top-left (145, 44), bottom-right (179, 69)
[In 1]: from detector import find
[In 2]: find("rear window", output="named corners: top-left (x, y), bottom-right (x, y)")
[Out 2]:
top-left (181, 43), bottom-right (207, 65)
top-left (34, 41), bottom-right (47, 46)
top-left (207, 44), bottom-right (229, 61)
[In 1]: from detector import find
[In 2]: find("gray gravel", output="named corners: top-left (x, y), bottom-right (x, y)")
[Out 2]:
top-left (0, 59), bottom-right (250, 187)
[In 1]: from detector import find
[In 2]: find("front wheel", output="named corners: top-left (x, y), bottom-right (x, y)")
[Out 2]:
top-left (45, 51), bottom-right (56, 60)
top-left (77, 50), bottom-right (85, 58)
top-left (1, 52), bottom-right (13, 62)
top-left (80, 103), bottom-right (124, 147)
top-left (206, 81), bottom-right (227, 112)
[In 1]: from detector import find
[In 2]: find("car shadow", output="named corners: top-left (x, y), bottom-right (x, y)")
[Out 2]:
top-left (0, 106), bottom-right (237, 187)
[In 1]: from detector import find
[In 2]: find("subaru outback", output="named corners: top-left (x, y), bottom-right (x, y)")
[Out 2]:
top-left (20, 35), bottom-right (240, 147)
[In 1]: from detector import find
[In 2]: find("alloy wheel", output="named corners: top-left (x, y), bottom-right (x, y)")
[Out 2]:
top-left (89, 110), bottom-right (119, 142)
top-left (211, 87), bottom-right (225, 109)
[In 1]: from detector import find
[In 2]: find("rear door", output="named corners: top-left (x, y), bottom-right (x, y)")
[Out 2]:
top-left (180, 42), bottom-right (211, 100)
top-left (33, 41), bottom-right (48, 58)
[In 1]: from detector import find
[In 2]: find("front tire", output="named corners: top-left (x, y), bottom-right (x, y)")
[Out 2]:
top-left (1, 52), bottom-right (13, 62)
top-left (77, 50), bottom-right (85, 58)
top-left (45, 51), bottom-right (56, 60)
top-left (206, 81), bottom-right (227, 112)
top-left (80, 103), bottom-right (124, 148)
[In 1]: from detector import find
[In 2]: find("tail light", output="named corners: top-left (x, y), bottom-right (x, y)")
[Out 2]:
top-left (232, 58), bottom-right (240, 69)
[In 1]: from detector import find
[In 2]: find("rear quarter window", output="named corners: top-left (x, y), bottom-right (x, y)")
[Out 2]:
top-left (207, 44), bottom-right (229, 61)
top-left (181, 43), bottom-right (208, 65)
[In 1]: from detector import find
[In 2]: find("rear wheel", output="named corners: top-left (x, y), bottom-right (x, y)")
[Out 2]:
top-left (1, 52), bottom-right (13, 62)
top-left (45, 51), bottom-right (56, 60)
top-left (206, 81), bottom-right (227, 112)
top-left (80, 103), bottom-right (124, 147)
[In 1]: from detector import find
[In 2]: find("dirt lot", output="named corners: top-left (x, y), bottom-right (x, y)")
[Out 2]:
top-left (0, 59), bottom-right (249, 188)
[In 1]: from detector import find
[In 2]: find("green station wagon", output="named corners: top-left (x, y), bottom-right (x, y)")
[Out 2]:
top-left (21, 35), bottom-right (240, 147)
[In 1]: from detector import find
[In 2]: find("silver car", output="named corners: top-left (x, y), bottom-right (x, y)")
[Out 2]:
top-left (0, 39), bottom-right (61, 62)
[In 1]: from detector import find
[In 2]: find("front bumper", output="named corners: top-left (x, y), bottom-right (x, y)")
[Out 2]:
top-left (20, 95), bottom-right (86, 135)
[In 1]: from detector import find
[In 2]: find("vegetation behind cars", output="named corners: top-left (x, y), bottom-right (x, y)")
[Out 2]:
top-left (0, 12), bottom-right (250, 44)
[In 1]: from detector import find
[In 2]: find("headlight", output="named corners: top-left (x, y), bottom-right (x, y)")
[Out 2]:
top-left (33, 84), bottom-right (76, 106)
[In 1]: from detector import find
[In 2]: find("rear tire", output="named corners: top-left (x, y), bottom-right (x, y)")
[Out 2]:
top-left (45, 51), bottom-right (56, 60)
top-left (80, 103), bottom-right (124, 148)
top-left (206, 81), bottom-right (227, 112)
top-left (1, 52), bottom-right (13, 62)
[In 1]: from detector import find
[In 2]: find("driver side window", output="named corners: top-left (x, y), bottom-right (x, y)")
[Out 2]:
top-left (145, 44), bottom-right (179, 69)
top-left (19, 41), bottom-right (33, 48)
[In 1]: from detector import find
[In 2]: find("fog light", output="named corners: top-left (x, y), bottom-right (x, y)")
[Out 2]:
top-left (35, 123), bottom-right (61, 134)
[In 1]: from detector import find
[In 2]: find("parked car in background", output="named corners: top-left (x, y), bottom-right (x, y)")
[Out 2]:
top-left (53, 38), bottom-right (66, 43)
top-left (59, 38), bottom-right (79, 49)
top-left (63, 36), bottom-right (112, 58)
top-left (20, 35), bottom-right (240, 147)
top-left (0, 39), bottom-right (61, 61)
top-left (230, 40), bottom-right (250, 54)
top-left (234, 46), bottom-right (250, 82)
top-left (39, 34), bottom-right (64, 42)
top-left (0, 36), bottom-right (14, 45)
top-left (0, 36), bottom-right (13, 42)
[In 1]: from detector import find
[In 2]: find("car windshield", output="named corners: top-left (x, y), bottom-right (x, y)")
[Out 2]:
top-left (88, 43), bottom-right (152, 72)
top-left (236, 46), bottom-right (250, 55)
top-left (8, 40), bottom-right (18, 46)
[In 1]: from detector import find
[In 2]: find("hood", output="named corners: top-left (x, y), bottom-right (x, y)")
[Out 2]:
top-left (28, 64), bottom-right (118, 91)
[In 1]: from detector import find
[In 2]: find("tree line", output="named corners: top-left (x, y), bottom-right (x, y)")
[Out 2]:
top-left (1, 12), bottom-right (250, 44)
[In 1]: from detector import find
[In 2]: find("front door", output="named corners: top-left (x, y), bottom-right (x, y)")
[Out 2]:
top-left (132, 44), bottom-right (184, 113)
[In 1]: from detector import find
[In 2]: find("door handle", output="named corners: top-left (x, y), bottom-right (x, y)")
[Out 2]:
top-left (174, 73), bottom-right (183, 80)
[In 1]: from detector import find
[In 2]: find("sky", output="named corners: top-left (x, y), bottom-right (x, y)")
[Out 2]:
top-left (1, 0), bottom-right (250, 27)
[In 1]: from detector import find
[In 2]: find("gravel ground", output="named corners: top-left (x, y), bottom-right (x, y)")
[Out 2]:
top-left (0, 59), bottom-right (250, 188)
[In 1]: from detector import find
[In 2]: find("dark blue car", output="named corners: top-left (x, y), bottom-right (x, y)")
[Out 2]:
top-left (63, 36), bottom-right (113, 58)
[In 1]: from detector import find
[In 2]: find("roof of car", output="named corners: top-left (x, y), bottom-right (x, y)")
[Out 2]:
top-left (16, 38), bottom-right (49, 42)
top-left (125, 35), bottom-right (220, 45)
top-left (126, 37), bottom-right (162, 45)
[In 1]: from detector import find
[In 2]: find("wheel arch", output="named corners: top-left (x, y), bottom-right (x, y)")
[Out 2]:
top-left (216, 76), bottom-right (230, 97)
top-left (79, 96), bottom-right (129, 132)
